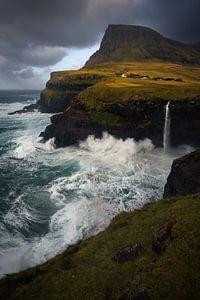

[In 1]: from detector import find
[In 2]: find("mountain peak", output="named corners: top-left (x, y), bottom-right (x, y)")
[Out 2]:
top-left (106, 23), bottom-right (161, 33)
top-left (85, 24), bottom-right (200, 66)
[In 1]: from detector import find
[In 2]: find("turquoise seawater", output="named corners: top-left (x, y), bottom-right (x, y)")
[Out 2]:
top-left (0, 90), bottom-right (193, 277)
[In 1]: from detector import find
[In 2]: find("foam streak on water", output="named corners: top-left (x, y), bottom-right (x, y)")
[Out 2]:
top-left (0, 92), bottom-right (194, 277)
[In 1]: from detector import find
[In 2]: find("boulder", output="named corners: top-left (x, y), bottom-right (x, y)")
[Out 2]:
top-left (152, 220), bottom-right (177, 253)
top-left (113, 244), bottom-right (142, 264)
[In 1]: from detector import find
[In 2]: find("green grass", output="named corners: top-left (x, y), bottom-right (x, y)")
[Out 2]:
top-left (41, 62), bottom-right (200, 110)
top-left (79, 62), bottom-right (200, 110)
top-left (1, 193), bottom-right (200, 300)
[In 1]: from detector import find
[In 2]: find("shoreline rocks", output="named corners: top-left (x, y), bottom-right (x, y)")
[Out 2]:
top-left (164, 149), bottom-right (200, 197)
top-left (8, 102), bottom-right (40, 115)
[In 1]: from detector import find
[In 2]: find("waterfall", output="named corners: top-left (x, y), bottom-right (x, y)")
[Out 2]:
top-left (163, 101), bottom-right (171, 152)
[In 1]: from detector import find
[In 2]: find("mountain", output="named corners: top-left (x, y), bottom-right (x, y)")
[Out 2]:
top-left (85, 24), bottom-right (200, 66)
top-left (9, 24), bottom-right (200, 149)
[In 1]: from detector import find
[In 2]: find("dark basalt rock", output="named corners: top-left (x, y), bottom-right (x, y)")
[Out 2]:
top-left (41, 98), bottom-right (167, 147)
top-left (164, 149), bottom-right (200, 198)
top-left (41, 99), bottom-right (200, 149)
top-left (8, 102), bottom-right (40, 115)
top-left (41, 106), bottom-right (165, 148)
top-left (170, 100), bottom-right (200, 147)
top-left (152, 220), bottom-right (177, 253)
top-left (39, 91), bottom-right (75, 113)
top-left (112, 244), bottom-right (142, 264)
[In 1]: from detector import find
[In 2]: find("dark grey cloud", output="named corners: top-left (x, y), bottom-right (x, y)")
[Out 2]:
top-left (139, 0), bottom-right (200, 43)
top-left (0, 0), bottom-right (199, 88)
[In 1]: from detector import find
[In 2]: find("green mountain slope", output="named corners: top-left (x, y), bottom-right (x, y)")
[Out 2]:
top-left (85, 25), bottom-right (200, 66)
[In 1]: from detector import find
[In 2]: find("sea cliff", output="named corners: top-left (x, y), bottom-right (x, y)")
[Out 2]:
top-left (9, 25), bottom-right (200, 150)
top-left (2, 24), bottom-right (200, 300)
top-left (37, 27), bottom-right (200, 148)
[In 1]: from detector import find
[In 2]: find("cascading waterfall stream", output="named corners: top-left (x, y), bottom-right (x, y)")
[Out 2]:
top-left (163, 101), bottom-right (171, 152)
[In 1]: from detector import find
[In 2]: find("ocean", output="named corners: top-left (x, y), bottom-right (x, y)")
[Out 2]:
top-left (0, 90), bottom-right (193, 277)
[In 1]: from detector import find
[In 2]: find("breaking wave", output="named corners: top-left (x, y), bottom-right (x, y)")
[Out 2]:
top-left (0, 94), bottom-right (194, 277)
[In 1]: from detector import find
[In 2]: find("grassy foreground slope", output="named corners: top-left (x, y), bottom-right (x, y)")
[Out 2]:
top-left (1, 194), bottom-right (200, 300)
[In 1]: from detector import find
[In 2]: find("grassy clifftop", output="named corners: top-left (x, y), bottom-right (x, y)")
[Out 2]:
top-left (43, 61), bottom-right (200, 108)
top-left (1, 193), bottom-right (200, 299)
top-left (37, 25), bottom-right (200, 113)
top-left (77, 62), bottom-right (200, 110)
top-left (43, 61), bottom-right (200, 104)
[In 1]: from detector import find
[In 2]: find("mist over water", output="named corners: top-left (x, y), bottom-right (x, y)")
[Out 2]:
top-left (0, 91), bottom-right (194, 277)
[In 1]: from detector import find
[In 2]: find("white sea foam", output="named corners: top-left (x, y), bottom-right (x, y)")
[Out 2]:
top-left (14, 135), bottom-right (36, 158)
top-left (35, 138), bottom-right (56, 153)
top-left (79, 132), bottom-right (154, 165)
top-left (0, 110), bottom-right (194, 278)
top-left (1, 134), bottom-right (170, 274)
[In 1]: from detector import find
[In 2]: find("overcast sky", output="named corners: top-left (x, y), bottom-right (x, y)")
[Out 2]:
top-left (0, 0), bottom-right (199, 89)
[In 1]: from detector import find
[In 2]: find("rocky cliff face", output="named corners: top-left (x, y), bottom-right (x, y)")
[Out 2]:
top-left (85, 25), bottom-right (200, 66)
top-left (38, 72), bottom-right (103, 113)
top-left (170, 100), bottom-right (200, 147)
top-left (38, 25), bottom-right (200, 147)
top-left (41, 99), bottom-right (166, 147)
top-left (9, 24), bottom-right (200, 149)
top-left (9, 72), bottom-right (103, 114)
top-left (164, 149), bottom-right (200, 197)
top-left (41, 99), bottom-right (200, 148)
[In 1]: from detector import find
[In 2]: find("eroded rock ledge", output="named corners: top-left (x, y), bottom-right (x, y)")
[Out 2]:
top-left (164, 149), bottom-right (200, 197)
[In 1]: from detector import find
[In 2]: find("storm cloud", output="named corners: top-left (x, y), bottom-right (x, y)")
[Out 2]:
top-left (0, 0), bottom-right (199, 88)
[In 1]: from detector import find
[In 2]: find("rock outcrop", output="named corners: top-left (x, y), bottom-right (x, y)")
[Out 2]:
top-left (8, 102), bottom-right (40, 115)
top-left (113, 244), bottom-right (142, 264)
top-left (164, 149), bottom-right (200, 197)
top-left (152, 220), bottom-right (177, 253)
